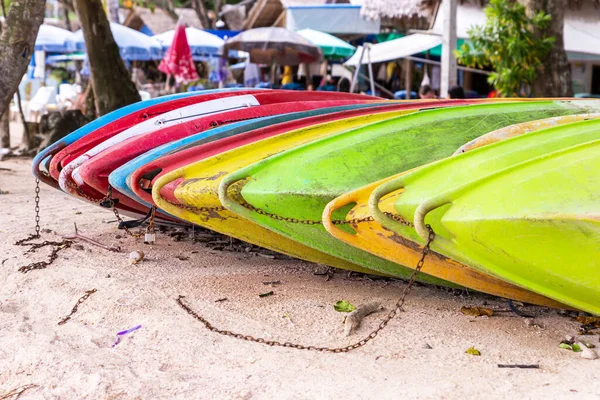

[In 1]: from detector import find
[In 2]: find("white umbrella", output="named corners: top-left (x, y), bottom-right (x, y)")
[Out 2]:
top-left (71, 22), bottom-right (163, 61)
top-left (35, 24), bottom-right (76, 53)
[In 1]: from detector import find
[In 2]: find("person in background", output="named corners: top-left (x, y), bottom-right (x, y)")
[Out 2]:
top-left (448, 85), bottom-right (466, 99)
top-left (419, 85), bottom-right (436, 99)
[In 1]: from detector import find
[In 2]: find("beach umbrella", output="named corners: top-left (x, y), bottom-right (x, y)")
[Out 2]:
top-left (222, 27), bottom-right (324, 66)
top-left (155, 27), bottom-right (223, 61)
top-left (297, 29), bottom-right (355, 59)
top-left (35, 24), bottom-right (76, 53)
top-left (158, 24), bottom-right (199, 83)
top-left (70, 22), bottom-right (162, 61)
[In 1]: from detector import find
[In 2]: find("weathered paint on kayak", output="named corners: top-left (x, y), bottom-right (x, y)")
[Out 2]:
top-left (371, 115), bottom-right (600, 245)
top-left (123, 100), bottom-right (474, 210)
top-left (218, 101), bottom-right (600, 282)
top-left (152, 107), bottom-right (436, 275)
top-left (33, 88), bottom-right (262, 189)
top-left (413, 140), bottom-right (600, 315)
top-left (324, 116), bottom-right (600, 307)
top-left (76, 100), bottom-right (383, 219)
top-left (108, 102), bottom-right (405, 210)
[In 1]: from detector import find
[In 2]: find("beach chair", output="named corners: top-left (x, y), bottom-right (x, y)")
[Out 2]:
top-left (26, 86), bottom-right (58, 122)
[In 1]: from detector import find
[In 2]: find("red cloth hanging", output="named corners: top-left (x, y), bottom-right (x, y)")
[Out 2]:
top-left (158, 24), bottom-right (199, 83)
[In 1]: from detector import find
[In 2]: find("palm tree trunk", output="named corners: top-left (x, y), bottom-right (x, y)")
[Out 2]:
top-left (73, 0), bottom-right (141, 116)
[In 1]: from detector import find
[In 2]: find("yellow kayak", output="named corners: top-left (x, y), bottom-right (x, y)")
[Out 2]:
top-left (152, 106), bottom-right (433, 273)
top-left (321, 115), bottom-right (600, 307)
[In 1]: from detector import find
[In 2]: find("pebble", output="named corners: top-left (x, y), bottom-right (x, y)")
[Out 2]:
top-left (128, 250), bottom-right (144, 265)
top-left (422, 343), bottom-right (432, 349)
top-left (579, 344), bottom-right (598, 360)
top-left (234, 389), bottom-right (252, 400)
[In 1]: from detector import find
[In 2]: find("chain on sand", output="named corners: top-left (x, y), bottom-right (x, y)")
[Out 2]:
top-left (58, 289), bottom-right (97, 325)
top-left (177, 225), bottom-right (435, 353)
top-left (15, 179), bottom-right (72, 273)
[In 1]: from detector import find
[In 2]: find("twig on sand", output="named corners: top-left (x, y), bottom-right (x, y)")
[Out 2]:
top-left (344, 302), bottom-right (382, 336)
top-left (498, 364), bottom-right (540, 369)
top-left (63, 223), bottom-right (121, 252)
top-left (0, 384), bottom-right (37, 400)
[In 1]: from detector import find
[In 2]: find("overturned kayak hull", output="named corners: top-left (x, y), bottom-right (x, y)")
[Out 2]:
top-left (413, 140), bottom-right (600, 314)
top-left (153, 102), bottom-right (466, 273)
top-left (218, 100), bottom-right (600, 284)
top-left (324, 116), bottom-right (600, 307)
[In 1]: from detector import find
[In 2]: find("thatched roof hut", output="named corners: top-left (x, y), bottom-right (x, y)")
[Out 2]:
top-left (123, 7), bottom-right (204, 34)
top-left (359, 0), bottom-right (439, 30)
top-left (244, 0), bottom-right (350, 29)
top-left (361, 0), bottom-right (600, 31)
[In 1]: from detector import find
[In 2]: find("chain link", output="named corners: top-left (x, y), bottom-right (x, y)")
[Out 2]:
top-left (58, 289), bottom-right (97, 325)
top-left (240, 202), bottom-right (414, 227)
top-left (34, 178), bottom-right (40, 237)
top-left (14, 179), bottom-right (72, 273)
top-left (164, 196), bottom-right (413, 228)
top-left (177, 225), bottom-right (435, 353)
top-left (162, 197), bottom-right (227, 214)
top-left (100, 187), bottom-right (146, 238)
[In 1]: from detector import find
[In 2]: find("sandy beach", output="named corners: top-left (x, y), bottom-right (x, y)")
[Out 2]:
top-left (0, 124), bottom-right (598, 399)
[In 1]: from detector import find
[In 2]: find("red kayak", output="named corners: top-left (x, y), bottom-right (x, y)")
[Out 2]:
top-left (73, 99), bottom-right (381, 219)
top-left (134, 99), bottom-right (477, 208)
top-left (48, 90), bottom-right (270, 182)
top-left (50, 90), bottom-right (377, 182)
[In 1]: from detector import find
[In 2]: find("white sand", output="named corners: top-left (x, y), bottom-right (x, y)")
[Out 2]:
top-left (1, 130), bottom-right (598, 399)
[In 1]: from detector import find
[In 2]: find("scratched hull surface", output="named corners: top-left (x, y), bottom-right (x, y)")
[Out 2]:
top-left (77, 100), bottom-right (382, 218)
top-left (34, 88), bottom-right (261, 189)
top-left (323, 116), bottom-right (600, 307)
top-left (218, 101), bottom-right (600, 282)
top-left (153, 107), bottom-right (435, 274)
top-left (109, 102), bottom-right (400, 210)
top-left (412, 139), bottom-right (600, 315)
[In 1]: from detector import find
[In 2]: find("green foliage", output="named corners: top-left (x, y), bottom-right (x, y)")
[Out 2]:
top-left (333, 300), bottom-right (356, 313)
top-left (455, 0), bottom-right (555, 97)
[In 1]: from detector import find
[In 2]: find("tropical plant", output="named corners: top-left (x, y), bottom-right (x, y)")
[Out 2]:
top-left (455, 0), bottom-right (555, 97)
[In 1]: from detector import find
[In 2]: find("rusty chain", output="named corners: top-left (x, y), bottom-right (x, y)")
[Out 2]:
top-left (164, 195), bottom-right (413, 228)
top-left (163, 197), bottom-right (226, 214)
top-left (15, 179), bottom-right (72, 273)
top-left (177, 225), bottom-right (435, 353)
top-left (100, 186), bottom-right (147, 238)
top-left (240, 201), bottom-right (415, 227)
top-left (58, 289), bottom-right (97, 325)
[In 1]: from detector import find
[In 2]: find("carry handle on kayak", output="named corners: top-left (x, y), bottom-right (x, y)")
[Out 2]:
top-left (322, 174), bottom-right (400, 246)
top-left (413, 194), bottom-right (454, 250)
top-left (217, 167), bottom-right (256, 219)
top-left (321, 187), bottom-right (367, 246)
top-left (368, 174), bottom-right (414, 236)
top-left (150, 167), bottom-right (187, 209)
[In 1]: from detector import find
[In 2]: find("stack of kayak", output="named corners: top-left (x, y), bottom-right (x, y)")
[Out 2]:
top-left (33, 89), bottom-right (600, 315)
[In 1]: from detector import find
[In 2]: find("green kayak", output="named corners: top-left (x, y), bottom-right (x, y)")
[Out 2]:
top-left (370, 117), bottom-right (600, 245)
top-left (412, 139), bottom-right (600, 314)
top-left (217, 100), bottom-right (600, 281)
